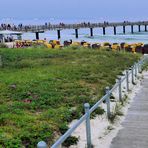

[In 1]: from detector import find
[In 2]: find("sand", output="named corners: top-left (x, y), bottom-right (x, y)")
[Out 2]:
top-left (66, 70), bottom-right (145, 148)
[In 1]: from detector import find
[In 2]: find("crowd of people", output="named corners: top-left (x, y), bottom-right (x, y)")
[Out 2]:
top-left (0, 23), bottom-right (23, 30)
top-left (0, 21), bottom-right (137, 31)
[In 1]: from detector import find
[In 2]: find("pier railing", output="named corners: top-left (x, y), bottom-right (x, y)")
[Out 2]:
top-left (1, 21), bottom-right (148, 32)
top-left (1, 21), bottom-right (148, 40)
top-left (37, 54), bottom-right (148, 148)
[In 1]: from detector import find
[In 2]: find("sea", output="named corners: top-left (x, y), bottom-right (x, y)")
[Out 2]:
top-left (1, 18), bottom-right (148, 44)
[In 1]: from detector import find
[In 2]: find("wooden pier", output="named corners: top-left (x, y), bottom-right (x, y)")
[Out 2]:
top-left (1, 21), bottom-right (148, 40)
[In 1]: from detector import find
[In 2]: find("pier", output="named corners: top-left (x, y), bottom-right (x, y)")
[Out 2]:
top-left (1, 21), bottom-right (148, 40)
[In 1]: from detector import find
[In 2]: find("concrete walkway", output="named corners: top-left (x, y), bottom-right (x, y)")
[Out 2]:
top-left (110, 72), bottom-right (148, 148)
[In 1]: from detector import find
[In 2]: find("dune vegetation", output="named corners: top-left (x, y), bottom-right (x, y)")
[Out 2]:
top-left (0, 47), bottom-right (141, 147)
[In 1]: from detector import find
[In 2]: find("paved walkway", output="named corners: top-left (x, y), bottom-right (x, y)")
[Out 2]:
top-left (110, 72), bottom-right (148, 148)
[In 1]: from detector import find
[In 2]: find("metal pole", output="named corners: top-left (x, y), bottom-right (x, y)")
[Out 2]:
top-left (84, 103), bottom-right (92, 148)
top-left (105, 87), bottom-right (111, 118)
top-left (37, 141), bottom-right (48, 148)
top-left (139, 62), bottom-right (142, 73)
top-left (137, 61), bottom-right (141, 73)
top-left (126, 70), bottom-right (129, 91)
top-left (141, 59), bottom-right (144, 72)
top-left (132, 66), bottom-right (134, 84)
top-left (137, 62), bottom-right (139, 73)
top-left (118, 77), bottom-right (122, 101)
top-left (135, 63), bottom-right (137, 77)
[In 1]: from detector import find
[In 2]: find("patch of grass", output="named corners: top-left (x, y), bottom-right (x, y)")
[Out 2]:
top-left (109, 103), bottom-right (124, 123)
top-left (91, 107), bottom-right (105, 118)
top-left (0, 47), bottom-right (141, 147)
top-left (107, 125), bottom-right (114, 131)
top-left (59, 123), bottom-right (79, 147)
top-left (142, 62), bottom-right (148, 71)
top-left (103, 125), bottom-right (115, 135)
top-left (62, 136), bottom-right (79, 147)
top-left (121, 95), bottom-right (129, 106)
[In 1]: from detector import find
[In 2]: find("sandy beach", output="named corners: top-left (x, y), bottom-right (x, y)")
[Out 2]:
top-left (67, 70), bottom-right (145, 148)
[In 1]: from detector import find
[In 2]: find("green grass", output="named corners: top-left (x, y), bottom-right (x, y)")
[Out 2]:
top-left (0, 47), bottom-right (141, 147)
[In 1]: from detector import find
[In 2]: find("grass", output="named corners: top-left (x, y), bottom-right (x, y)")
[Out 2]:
top-left (109, 94), bottom-right (131, 124)
top-left (109, 103), bottom-right (124, 123)
top-left (0, 47), bottom-right (141, 147)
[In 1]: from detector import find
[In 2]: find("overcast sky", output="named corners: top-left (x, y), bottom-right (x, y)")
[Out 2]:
top-left (1, 0), bottom-right (148, 21)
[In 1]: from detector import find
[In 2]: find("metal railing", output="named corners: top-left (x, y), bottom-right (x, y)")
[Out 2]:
top-left (37, 55), bottom-right (148, 148)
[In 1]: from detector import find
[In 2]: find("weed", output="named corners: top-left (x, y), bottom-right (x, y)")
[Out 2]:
top-left (109, 103), bottom-right (124, 123)
top-left (0, 47), bottom-right (141, 147)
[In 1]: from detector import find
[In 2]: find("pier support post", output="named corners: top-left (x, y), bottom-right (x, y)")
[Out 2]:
top-left (90, 28), bottom-right (93, 37)
top-left (103, 27), bottom-right (106, 35)
top-left (57, 30), bottom-right (61, 40)
top-left (145, 25), bottom-right (147, 32)
top-left (114, 26), bottom-right (116, 35)
top-left (35, 32), bottom-right (39, 40)
top-left (75, 29), bottom-right (78, 38)
top-left (138, 25), bottom-right (141, 32)
top-left (131, 25), bottom-right (134, 34)
top-left (123, 26), bottom-right (126, 34)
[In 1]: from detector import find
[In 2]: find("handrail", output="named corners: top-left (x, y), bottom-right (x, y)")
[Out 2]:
top-left (109, 82), bottom-right (119, 93)
top-left (37, 55), bottom-right (148, 148)
top-left (89, 93), bottom-right (109, 114)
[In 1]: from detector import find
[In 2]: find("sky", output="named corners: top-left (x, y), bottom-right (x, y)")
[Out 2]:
top-left (0, 0), bottom-right (148, 22)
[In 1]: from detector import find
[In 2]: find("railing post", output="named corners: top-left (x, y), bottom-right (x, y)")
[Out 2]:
top-left (137, 62), bottom-right (140, 73)
top-left (138, 60), bottom-right (143, 73)
top-left (131, 66), bottom-right (135, 84)
top-left (84, 103), bottom-right (92, 148)
top-left (37, 141), bottom-right (48, 148)
top-left (140, 58), bottom-right (145, 72)
top-left (135, 63), bottom-right (138, 77)
top-left (139, 60), bottom-right (142, 73)
top-left (118, 77), bottom-right (122, 101)
top-left (126, 70), bottom-right (129, 91)
top-left (105, 87), bottom-right (111, 118)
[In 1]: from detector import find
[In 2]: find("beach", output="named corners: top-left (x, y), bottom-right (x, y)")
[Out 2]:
top-left (1, 19), bottom-right (148, 44)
